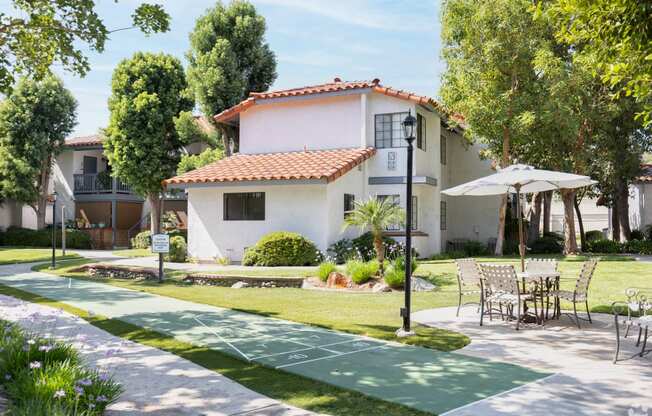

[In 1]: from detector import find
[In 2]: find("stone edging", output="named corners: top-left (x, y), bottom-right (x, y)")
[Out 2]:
top-left (183, 274), bottom-right (304, 288)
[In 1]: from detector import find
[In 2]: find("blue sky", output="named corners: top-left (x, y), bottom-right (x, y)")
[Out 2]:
top-left (6, 0), bottom-right (444, 137)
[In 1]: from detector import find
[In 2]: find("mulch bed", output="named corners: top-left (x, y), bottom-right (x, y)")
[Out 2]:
top-left (182, 274), bottom-right (304, 288)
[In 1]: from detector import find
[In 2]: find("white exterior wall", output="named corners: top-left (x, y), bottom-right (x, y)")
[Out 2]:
top-left (187, 183), bottom-right (329, 262)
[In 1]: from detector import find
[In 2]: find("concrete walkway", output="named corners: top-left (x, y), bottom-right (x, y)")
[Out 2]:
top-left (0, 293), bottom-right (317, 416)
top-left (413, 306), bottom-right (652, 416)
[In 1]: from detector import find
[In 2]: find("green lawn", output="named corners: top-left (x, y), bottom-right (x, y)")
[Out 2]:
top-left (111, 248), bottom-right (155, 258)
top-left (32, 254), bottom-right (647, 352)
top-left (0, 247), bottom-right (79, 265)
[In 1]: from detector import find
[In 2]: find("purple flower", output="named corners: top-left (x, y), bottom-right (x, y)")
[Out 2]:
top-left (74, 386), bottom-right (83, 395)
top-left (77, 378), bottom-right (92, 387)
top-left (96, 395), bottom-right (108, 402)
top-left (53, 389), bottom-right (65, 399)
top-left (98, 373), bottom-right (110, 382)
top-left (29, 361), bottom-right (41, 369)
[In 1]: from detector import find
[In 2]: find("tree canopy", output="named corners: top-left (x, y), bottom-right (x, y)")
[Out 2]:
top-left (186, 0), bottom-right (277, 153)
top-left (0, 1), bottom-right (170, 92)
top-left (104, 52), bottom-right (192, 233)
top-left (0, 75), bottom-right (77, 229)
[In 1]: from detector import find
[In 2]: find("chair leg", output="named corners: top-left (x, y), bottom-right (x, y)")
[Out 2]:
top-left (613, 314), bottom-right (621, 364)
top-left (636, 327), bottom-right (643, 347)
top-left (585, 300), bottom-right (592, 323)
top-left (456, 292), bottom-right (462, 317)
top-left (640, 327), bottom-right (649, 357)
top-left (625, 323), bottom-right (631, 338)
top-left (480, 297), bottom-right (485, 327)
top-left (489, 302), bottom-right (493, 321)
top-left (573, 302), bottom-right (581, 329)
top-left (515, 302), bottom-right (520, 331)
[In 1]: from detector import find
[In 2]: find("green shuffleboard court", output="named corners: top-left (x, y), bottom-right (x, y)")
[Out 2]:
top-left (0, 271), bottom-right (551, 415)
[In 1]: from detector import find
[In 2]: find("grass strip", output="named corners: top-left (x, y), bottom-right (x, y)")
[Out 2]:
top-left (0, 284), bottom-right (433, 416)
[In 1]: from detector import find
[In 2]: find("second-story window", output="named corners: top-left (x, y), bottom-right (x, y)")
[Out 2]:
top-left (375, 112), bottom-right (408, 148)
top-left (417, 114), bottom-right (426, 151)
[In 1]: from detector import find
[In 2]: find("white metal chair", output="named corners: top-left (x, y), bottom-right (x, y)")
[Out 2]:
top-left (454, 258), bottom-right (484, 317)
top-left (526, 258), bottom-right (558, 318)
top-left (479, 263), bottom-right (536, 330)
top-left (613, 288), bottom-right (651, 363)
top-left (549, 258), bottom-right (598, 328)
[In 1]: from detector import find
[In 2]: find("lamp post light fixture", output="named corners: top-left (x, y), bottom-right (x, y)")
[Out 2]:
top-left (397, 110), bottom-right (417, 337)
top-left (50, 191), bottom-right (58, 269)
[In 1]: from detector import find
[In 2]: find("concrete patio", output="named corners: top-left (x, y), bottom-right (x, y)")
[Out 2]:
top-left (413, 306), bottom-right (652, 416)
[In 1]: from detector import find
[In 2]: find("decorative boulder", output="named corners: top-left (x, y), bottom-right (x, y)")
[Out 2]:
top-left (326, 272), bottom-right (351, 289)
top-left (411, 277), bottom-right (436, 292)
top-left (231, 281), bottom-right (250, 289)
top-left (372, 283), bottom-right (392, 293)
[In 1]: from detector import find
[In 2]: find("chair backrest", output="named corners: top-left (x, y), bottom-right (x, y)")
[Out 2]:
top-left (575, 258), bottom-right (599, 296)
top-left (479, 263), bottom-right (519, 295)
top-left (525, 258), bottom-right (558, 274)
top-left (455, 258), bottom-right (482, 287)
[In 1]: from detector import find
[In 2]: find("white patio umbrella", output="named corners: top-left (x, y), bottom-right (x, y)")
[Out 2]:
top-left (442, 164), bottom-right (597, 271)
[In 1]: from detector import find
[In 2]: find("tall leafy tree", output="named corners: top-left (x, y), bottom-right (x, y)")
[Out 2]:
top-left (0, 1), bottom-right (170, 91)
top-left (548, 0), bottom-right (652, 128)
top-left (104, 52), bottom-right (192, 234)
top-left (0, 75), bottom-right (77, 229)
top-left (440, 0), bottom-right (546, 254)
top-left (186, 0), bottom-right (277, 155)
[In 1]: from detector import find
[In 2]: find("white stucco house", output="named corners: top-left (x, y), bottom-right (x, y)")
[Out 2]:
top-left (164, 78), bottom-right (501, 262)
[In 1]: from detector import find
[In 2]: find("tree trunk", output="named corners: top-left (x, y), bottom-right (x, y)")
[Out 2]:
top-left (561, 189), bottom-right (578, 254)
top-left (616, 179), bottom-right (631, 240)
top-left (527, 192), bottom-right (543, 245)
top-left (573, 194), bottom-right (586, 251)
top-left (611, 204), bottom-right (621, 242)
top-left (374, 233), bottom-right (385, 275)
top-left (35, 155), bottom-right (53, 230)
top-left (495, 194), bottom-right (508, 255)
top-left (543, 191), bottom-right (552, 234)
top-left (148, 194), bottom-right (162, 235)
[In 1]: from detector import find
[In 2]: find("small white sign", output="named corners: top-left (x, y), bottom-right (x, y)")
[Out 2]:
top-left (151, 234), bottom-right (170, 253)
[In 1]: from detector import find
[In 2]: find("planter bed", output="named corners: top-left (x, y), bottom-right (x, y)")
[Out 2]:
top-left (183, 273), bottom-right (304, 288)
top-left (71, 263), bottom-right (159, 281)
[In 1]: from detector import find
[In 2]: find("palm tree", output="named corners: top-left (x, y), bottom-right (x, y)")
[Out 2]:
top-left (343, 196), bottom-right (406, 274)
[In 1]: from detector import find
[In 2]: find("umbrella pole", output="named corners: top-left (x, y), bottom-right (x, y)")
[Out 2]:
top-left (516, 184), bottom-right (525, 272)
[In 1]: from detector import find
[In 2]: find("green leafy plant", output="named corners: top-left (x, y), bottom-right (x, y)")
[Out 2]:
top-left (623, 239), bottom-right (652, 255)
top-left (242, 232), bottom-right (320, 266)
top-left (130, 230), bottom-right (151, 249)
top-left (629, 229), bottom-right (645, 241)
top-left (345, 259), bottom-right (379, 284)
top-left (327, 239), bottom-right (353, 264)
top-left (165, 236), bottom-right (187, 263)
top-left (461, 241), bottom-right (488, 256)
top-left (383, 256), bottom-right (418, 289)
top-left (584, 230), bottom-right (604, 242)
top-left (0, 227), bottom-right (91, 249)
top-left (317, 261), bottom-right (337, 282)
top-left (584, 239), bottom-right (623, 254)
top-left (530, 236), bottom-right (563, 254)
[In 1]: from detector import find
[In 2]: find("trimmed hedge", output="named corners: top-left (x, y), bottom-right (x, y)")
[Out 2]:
top-left (584, 230), bottom-right (604, 242)
top-left (623, 239), bottom-right (652, 255)
top-left (461, 240), bottom-right (487, 256)
top-left (0, 227), bottom-right (91, 249)
top-left (530, 236), bottom-right (563, 254)
top-left (584, 239), bottom-right (622, 253)
top-left (243, 231), bottom-right (321, 266)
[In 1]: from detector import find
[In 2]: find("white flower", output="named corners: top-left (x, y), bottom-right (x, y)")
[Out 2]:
top-left (53, 389), bottom-right (66, 399)
top-left (29, 361), bottom-right (41, 369)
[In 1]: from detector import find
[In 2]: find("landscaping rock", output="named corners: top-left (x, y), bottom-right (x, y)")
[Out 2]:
top-left (411, 277), bottom-right (436, 292)
top-left (372, 283), bottom-right (391, 293)
top-left (183, 274), bottom-right (304, 288)
top-left (231, 281), bottom-right (249, 289)
top-left (326, 272), bottom-right (351, 289)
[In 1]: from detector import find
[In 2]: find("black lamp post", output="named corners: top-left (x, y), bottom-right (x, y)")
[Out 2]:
top-left (398, 110), bottom-right (416, 336)
top-left (50, 191), bottom-right (58, 269)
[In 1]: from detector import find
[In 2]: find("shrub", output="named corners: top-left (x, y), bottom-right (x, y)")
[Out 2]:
top-left (530, 236), bottom-right (563, 254)
top-left (242, 231), bottom-right (320, 266)
top-left (165, 236), bottom-right (187, 263)
top-left (623, 239), bottom-right (652, 255)
top-left (345, 259), bottom-right (379, 284)
top-left (351, 232), bottom-right (397, 261)
top-left (585, 238), bottom-right (622, 253)
top-left (585, 230), bottom-right (604, 242)
top-left (317, 261), bottom-right (337, 282)
top-left (0, 319), bottom-right (122, 415)
top-left (629, 229), bottom-right (645, 241)
top-left (383, 256), bottom-right (418, 289)
top-left (461, 240), bottom-right (487, 256)
top-left (645, 225), bottom-right (652, 241)
top-left (131, 230), bottom-right (151, 249)
top-left (0, 227), bottom-right (91, 249)
top-left (430, 251), bottom-right (466, 260)
top-left (327, 238), bottom-right (353, 264)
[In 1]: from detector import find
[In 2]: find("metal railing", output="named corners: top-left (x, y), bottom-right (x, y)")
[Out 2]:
top-left (73, 173), bottom-right (133, 194)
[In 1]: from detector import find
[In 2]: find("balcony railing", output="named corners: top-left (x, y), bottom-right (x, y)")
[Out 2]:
top-left (73, 173), bottom-right (133, 194)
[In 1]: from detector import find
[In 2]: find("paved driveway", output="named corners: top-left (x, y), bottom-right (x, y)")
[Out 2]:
top-left (413, 306), bottom-right (652, 416)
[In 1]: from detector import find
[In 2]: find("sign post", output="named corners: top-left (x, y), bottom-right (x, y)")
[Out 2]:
top-left (151, 234), bottom-right (170, 283)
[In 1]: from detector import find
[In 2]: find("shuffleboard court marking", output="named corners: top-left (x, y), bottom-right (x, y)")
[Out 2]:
top-left (275, 344), bottom-right (386, 369)
top-left (250, 338), bottom-right (362, 360)
top-left (438, 373), bottom-right (560, 416)
top-left (193, 316), bottom-right (252, 361)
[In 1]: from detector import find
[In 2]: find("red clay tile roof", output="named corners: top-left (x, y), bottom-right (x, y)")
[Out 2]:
top-left (65, 134), bottom-right (104, 147)
top-left (214, 78), bottom-right (448, 123)
top-left (165, 147), bottom-right (376, 186)
top-left (636, 164), bottom-right (652, 183)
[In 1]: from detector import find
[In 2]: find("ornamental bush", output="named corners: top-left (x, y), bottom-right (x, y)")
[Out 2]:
top-left (584, 230), bottom-right (604, 242)
top-left (530, 236), bottom-right (563, 254)
top-left (130, 230), bottom-right (151, 249)
top-left (629, 229), bottom-right (645, 241)
top-left (383, 256), bottom-right (419, 289)
top-left (623, 239), bottom-right (652, 255)
top-left (317, 261), bottom-right (337, 282)
top-left (345, 259), bottom-right (379, 284)
top-left (165, 236), bottom-right (187, 263)
top-left (584, 239), bottom-right (622, 254)
top-left (461, 240), bottom-right (488, 256)
top-left (0, 227), bottom-right (91, 249)
top-left (242, 231), bottom-right (320, 266)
